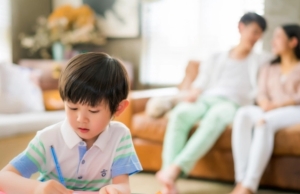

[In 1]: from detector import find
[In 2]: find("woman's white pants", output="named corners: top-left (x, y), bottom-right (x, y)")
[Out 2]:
top-left (232, 105), bottom-right (300, 192)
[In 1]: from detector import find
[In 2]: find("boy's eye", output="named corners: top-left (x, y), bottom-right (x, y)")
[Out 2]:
top-left (89, 110), bottom-right (99, 113)
top-left (69, 107), bottom-right (77, 111)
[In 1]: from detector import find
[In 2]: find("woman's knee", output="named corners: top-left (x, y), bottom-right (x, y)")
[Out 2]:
top-left (256, 119), bottom-right (266, 127)
top-left (235, 106), bottom-right (258, 120)
top-left (254, 119), bottom-right (274, 138)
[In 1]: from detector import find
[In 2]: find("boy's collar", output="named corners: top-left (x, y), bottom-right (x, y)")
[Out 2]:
top-left (60, 119), bottom-right (111, 151)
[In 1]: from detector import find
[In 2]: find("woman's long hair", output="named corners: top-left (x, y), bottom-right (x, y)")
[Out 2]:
top-left (271, 24), bottom-right (300, 65)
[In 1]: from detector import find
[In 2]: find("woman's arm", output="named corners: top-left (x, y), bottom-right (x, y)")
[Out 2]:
top-left (273, 83), bottom-right (300, 109)
top-left (256, 66), bottom-right (272, 111)
top-left (263, 79), bottom-right (300, 111)
top-left (275, 100), bottom-right (297, 108)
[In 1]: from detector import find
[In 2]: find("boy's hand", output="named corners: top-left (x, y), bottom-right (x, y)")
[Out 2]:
top-left (34, 180), bottom-right (72, 194)
top-left (99, 185), bottom-right (120, 194)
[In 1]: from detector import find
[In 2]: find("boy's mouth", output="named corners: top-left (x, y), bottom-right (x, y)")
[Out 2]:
top-left (78, 128), bottom-right (89, 133)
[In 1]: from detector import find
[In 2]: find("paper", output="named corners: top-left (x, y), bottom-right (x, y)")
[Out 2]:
top-left (0, 191), bottom-right (97, 194)
top-left (73, 192), bottom-right (98, 194)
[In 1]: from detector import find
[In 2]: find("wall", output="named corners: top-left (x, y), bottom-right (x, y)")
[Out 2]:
top-left (100, 39), bottom-right (143, 89)
top-left (51, 0), bottom-right (143, 89)
top-left (11, 0), bottom-right (300, 89)
top-left (11, 0), bottom-right (52, 63)
top-left (11, 0), bottom-right (143, 89)
top-left (263, 0), bottom-right (300, 51)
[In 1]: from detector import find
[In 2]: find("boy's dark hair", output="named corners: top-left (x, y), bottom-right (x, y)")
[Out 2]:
top-left (59, 52), bottom-right (129, 114)
top-left (240, 12), bottom-right (267, 32)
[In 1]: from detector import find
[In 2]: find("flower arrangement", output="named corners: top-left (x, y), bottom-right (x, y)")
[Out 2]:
top-left (20, 4), bottom-right (106, 59)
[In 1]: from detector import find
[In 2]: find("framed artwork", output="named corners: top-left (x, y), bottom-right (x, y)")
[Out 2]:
top-left (83, 0), bottom-right (140, 38)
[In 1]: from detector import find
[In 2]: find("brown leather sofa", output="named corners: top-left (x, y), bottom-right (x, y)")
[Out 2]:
top-left (119, 87), bottom-right (300, 191)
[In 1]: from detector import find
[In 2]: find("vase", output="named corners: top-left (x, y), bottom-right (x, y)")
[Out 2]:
top-left (51, 42), bottom-right (64, 61)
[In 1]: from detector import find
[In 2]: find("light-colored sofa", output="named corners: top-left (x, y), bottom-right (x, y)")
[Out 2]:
top-left (0, 111), bottom-right (65, 138)
top-left (0, 58), bottom-right (134, 140)
top-left (0, 60), bottom-right (68, 139)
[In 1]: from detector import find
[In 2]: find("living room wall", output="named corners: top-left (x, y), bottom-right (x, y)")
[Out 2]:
top-left (10, 0), bottom-right (300, 90)
top-left (11, 0), bottom-right (143, 89)
top-left (11, 0), bottom-right (52, 64)
top-left (263, 0), bottom-right (300, 51)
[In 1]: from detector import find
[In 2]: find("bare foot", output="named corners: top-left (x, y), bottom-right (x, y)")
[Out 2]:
top-left (155, 165), bottom-right (181, 194)
top-left (230, 183), bottom-right (242, 194)
top-left (238, 185), bottom-right (253, 194)
top-left (230, 183), bottom-right (253, 194)
top-left (160, 185), bottom-right (178, 194)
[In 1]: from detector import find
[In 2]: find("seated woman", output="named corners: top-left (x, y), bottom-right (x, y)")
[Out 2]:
top-left (231, 24), bottom-right (300, 194)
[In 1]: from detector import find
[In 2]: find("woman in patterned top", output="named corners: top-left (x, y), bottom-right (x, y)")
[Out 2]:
top-left (231, 24), bottom-right (300, 194)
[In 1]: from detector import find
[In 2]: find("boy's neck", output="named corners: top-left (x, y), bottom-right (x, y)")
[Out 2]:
top-left (84, 136), bottom-right (99, 150)
top-left (229, 43), bottom-right (253, 60)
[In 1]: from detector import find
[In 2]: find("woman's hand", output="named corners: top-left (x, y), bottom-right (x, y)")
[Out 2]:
top-left (258, 98), bottom-right (274, 112)
top-left (34, 180), bottom-right (72, 194)
top-left (260, 101), bottom-right (279, 112)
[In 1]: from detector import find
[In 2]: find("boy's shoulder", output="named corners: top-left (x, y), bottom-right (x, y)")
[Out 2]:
top-left (109, 121), bottom-right (132, 141)
top-left (109, 121), bottom-right (130, 134)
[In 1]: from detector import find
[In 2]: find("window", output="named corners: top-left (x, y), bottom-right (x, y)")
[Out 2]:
top-left (140, 0), bottom-right (264, 85)
top-left (0, 0), bottom-right (11, 63)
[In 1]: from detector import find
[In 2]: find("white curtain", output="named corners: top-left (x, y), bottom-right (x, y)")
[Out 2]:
top-left (0, 0), bottom-right (11, 63)
top-left (140, 0), bottom-right (264, 85)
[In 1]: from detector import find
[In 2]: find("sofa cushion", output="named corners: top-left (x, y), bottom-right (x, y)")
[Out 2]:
top-left (43, 90), bottom-right (64, 110)
top-left (132, 112), bottom-right (167, 143)
top-left (0, 62), bottom-right (45, 113)
top-left (274, 124), bottom-right (300, 156)
top-left (132, 112), bottom-right (231, 145)
top-left (132, 112), bottom-right (300, 156)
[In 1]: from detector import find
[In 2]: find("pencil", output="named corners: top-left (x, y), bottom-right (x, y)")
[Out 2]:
top-left (50, 145), bottom-right (66, 186)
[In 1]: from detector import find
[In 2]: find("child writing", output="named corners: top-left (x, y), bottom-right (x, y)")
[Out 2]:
top-left (0, 52), bottom-right (142, 194)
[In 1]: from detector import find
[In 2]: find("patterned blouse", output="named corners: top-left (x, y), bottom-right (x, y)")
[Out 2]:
top-left (257, 63), bottom-right (300, 105)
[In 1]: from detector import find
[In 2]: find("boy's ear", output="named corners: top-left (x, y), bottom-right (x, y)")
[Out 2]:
top-left (114, 99), bottom-right (129, 117)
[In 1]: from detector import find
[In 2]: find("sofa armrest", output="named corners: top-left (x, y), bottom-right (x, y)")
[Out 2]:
top-left (130, 87), bottom-right (179, 114)
top-left (114, 87), bottom-right (179, 130)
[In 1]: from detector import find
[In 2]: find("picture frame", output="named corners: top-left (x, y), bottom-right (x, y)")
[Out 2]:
top-left (83, 0), bottom-right (140, 38)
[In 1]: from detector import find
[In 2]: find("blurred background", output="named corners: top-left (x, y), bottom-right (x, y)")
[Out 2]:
top-left (1, 0), bottom-right (300, 193)
top-left (1, 0), bottom-right (300, 89)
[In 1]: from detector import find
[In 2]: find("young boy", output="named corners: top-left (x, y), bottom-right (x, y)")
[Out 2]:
top-left (0, 52), bottom-right (142, 194)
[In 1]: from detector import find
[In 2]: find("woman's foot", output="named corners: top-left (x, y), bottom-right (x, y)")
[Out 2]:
top-left (155, 165), bottom-right (181, 194)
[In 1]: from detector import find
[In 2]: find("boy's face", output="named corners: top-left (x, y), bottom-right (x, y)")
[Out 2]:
top-left (64, 101), bottom-right (112, 144)
top-left (239, 22), bottom-right (263, 49)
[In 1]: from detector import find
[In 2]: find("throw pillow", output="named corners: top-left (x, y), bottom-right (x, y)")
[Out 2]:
top-left (0, 62), bottom-right (45, 113)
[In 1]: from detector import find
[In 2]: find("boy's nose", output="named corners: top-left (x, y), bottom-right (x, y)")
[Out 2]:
top-left (77, 113), bottom-right (88, 123)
